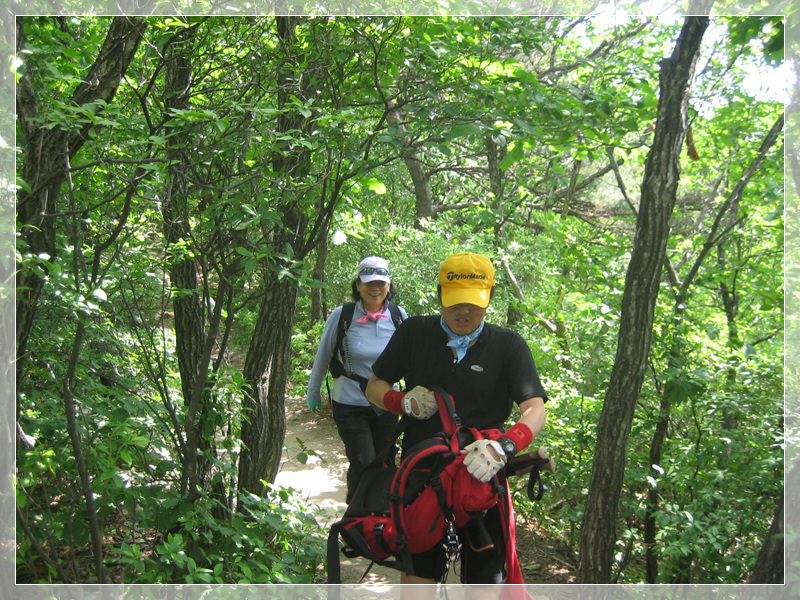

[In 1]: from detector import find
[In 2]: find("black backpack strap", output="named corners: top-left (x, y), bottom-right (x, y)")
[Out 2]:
top-left (387, 301), bottom-right (403, 329)
top-left (339, 301), bottom-right (357, 342)
top-left (329, 302), bottom-right (356, 379)
top-left (331, 302), bottom-right (403, 387)
top-left (327, 522), bottom-right (344, 584)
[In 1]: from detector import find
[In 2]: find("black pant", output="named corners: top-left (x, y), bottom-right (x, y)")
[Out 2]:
top-left (331, 402), bottom-right (398, 503)
top-left (409, 503), bottom-right (507, 583)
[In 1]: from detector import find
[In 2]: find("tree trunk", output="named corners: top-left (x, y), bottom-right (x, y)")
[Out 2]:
top-left (237, 16), bottom-right (311, 498)
top-left (747, 487), bottom-right (785, 583)
top-left (386, 103), bottom-right (433, 229)
top-left (576, 16), bottom-right (709, 584)
top-left (15, 16), bottom-right (147, 382)
top-left (238, 276), bottom-right (299, 496)
top-left (499, 252), bottom-right (524, 327)
top-left (162, 38), bottom-right (205, 403)
top-left (643, 392), bottom-right (670, 582)
top-left (312, 235), bottom-right (328, 322)
top-left (486, 133), bottom-right (507, 239)
top-left (158, 29), bottom-right (234, 513)
top-left (407, 152), bottom-right (433, 230)
top-left (160, 36), bottom-right (217, 501)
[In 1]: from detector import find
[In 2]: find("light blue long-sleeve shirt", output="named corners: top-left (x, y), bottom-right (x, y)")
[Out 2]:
top-left (306, 301), bottom-right (408, 407)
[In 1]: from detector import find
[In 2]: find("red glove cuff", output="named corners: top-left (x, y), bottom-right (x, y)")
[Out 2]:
top-left (505, 422), bottom-right (533, 452)
top-left (383, 390), bottom-right (406, 415)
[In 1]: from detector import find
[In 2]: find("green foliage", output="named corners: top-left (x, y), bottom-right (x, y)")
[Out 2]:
top-left (625, 406), bottom-right (782, 584)
top-left (725, 16), bottom-right (784, 65)
top-left (107, 486), bottom-right (325, 584)
top-left (15, 14), bottom-right (784, 585)
top-left (289, 319), bottom-right (326, 395)
top-left (511, 381), bottom-right (604, 552)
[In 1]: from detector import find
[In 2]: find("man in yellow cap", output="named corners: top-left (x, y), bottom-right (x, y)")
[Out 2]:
top-left (365, 252), bottom-right (547, 596)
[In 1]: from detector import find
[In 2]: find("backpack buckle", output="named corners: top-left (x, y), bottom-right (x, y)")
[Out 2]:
top-left (444, 520), bottom-right (460, 562)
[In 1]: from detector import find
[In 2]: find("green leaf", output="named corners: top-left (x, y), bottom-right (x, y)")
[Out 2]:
top-left (499, 142), bottom-right (524, 170)
top-left (426, 23), bottom-right (450, 37)
top-left (363, 178), bottom-right (387, 195)
top-left (447, 122), bottom-right (482, 139)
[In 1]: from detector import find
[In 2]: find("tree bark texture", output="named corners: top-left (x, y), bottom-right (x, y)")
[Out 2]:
top-left (387, 104), bottom-right (433, 229)
top-left (406, 150), bottom-right (433, 228)
top-left (158, 28), bottom-right (234, 512)
top-left (747, 490), bottom-right (784, 584)
top-left (238, 16), bottom-right (310, 498)
top-left (160, 36), bottom-right (218, 500)
top-left (485, 133), bottom-right (506, 239)
top-left (312, 235), bottom-right (328, 322)
top-left (15, 16), bottom-right (147, 380)
top-left (239, 277), bottom-right (299, 497)
top-left (576, 16), bottom-right (709, 584)
top-left (162, 35), bottom-right (205, 413)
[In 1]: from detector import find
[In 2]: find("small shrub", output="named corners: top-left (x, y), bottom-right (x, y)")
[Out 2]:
top-left (109, 484), bottom-right (326, 584)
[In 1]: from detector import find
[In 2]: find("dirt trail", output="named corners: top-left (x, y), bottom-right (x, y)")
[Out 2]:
top-left (275, 395), bottom-right (399, 584)
top-left (275, 394), bottom-right (575, 585)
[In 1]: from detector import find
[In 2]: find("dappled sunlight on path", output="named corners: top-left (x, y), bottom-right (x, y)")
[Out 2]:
top-left (275, 464), bottom-right (346, 505)
top-left (277, 395), bottom-right (398, 584)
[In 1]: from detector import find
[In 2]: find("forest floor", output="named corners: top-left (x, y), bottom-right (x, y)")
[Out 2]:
top-left (275, 394), bottom-right (577, 585)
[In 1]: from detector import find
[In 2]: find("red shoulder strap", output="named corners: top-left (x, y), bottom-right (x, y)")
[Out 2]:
top-left (429, 386), bottom-right (460, 434)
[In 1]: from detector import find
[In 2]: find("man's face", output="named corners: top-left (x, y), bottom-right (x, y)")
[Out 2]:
top-left (441, 302), bottom-right (487, 336)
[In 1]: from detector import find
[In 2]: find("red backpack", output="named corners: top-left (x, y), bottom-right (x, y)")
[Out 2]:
top-left (327, 386), bottom-right (523, 583)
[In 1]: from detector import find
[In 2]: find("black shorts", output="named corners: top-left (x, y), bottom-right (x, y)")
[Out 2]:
top-left (408, 505), bottom-right (507, 584)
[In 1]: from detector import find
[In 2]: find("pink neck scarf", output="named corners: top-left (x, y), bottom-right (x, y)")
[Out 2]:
top-left (356, 306), bottom-right (389, 324)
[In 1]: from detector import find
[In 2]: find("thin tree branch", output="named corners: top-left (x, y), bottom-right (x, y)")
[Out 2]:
top-left (16, 505), bottom-right (71, 583)
top-left (606, 146), bottom-right (637, 216)
top-left (679, 112), bottom-right (784, 295)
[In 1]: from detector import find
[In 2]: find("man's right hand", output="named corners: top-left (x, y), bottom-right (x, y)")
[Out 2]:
top-left (381, 386), bottom-right (438, 419)
top-left (402, 386), bottom-right (438, 419)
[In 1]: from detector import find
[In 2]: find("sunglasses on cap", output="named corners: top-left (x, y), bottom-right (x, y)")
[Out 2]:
top-left (360, 267), bottom-right (390, 276)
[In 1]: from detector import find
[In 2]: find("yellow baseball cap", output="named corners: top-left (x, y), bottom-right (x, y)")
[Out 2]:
top-left (438, 253), bottom-right (495, 308)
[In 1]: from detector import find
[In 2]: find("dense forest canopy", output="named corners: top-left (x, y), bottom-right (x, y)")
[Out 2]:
top-left (10, 13), bottom-right (788, 587)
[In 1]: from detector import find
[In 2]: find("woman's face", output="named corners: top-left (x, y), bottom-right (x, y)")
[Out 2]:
top-left (441, 302), bottom-right (487, 336)
top-left (357, 280), bottom-right (390, 307)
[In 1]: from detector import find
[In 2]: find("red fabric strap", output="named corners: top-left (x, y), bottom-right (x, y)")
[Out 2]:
top-left (383, 389), bottom-right (406, 415)
top-left (505, 422), bottom-right (533, 453)
top-left (483, 422), bottom-right (533, 453)
top-left (498, 478), bottom-right (531, 597)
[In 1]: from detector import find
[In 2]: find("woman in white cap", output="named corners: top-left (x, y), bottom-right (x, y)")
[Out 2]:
top-left (306, 256), bottom-right (409, 503)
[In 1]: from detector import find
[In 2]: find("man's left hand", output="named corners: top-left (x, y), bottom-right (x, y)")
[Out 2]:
top-left (463, 439), bottom-right (507, 482)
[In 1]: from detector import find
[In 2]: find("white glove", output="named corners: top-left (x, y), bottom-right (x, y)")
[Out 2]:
top-left (463, 439), bottom-right (507, 482)
top-left (403, 386), bottom-right (438, 419)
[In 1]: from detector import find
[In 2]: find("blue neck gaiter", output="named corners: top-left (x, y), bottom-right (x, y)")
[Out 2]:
top-left (440, 316), bottom-right (485, 363)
